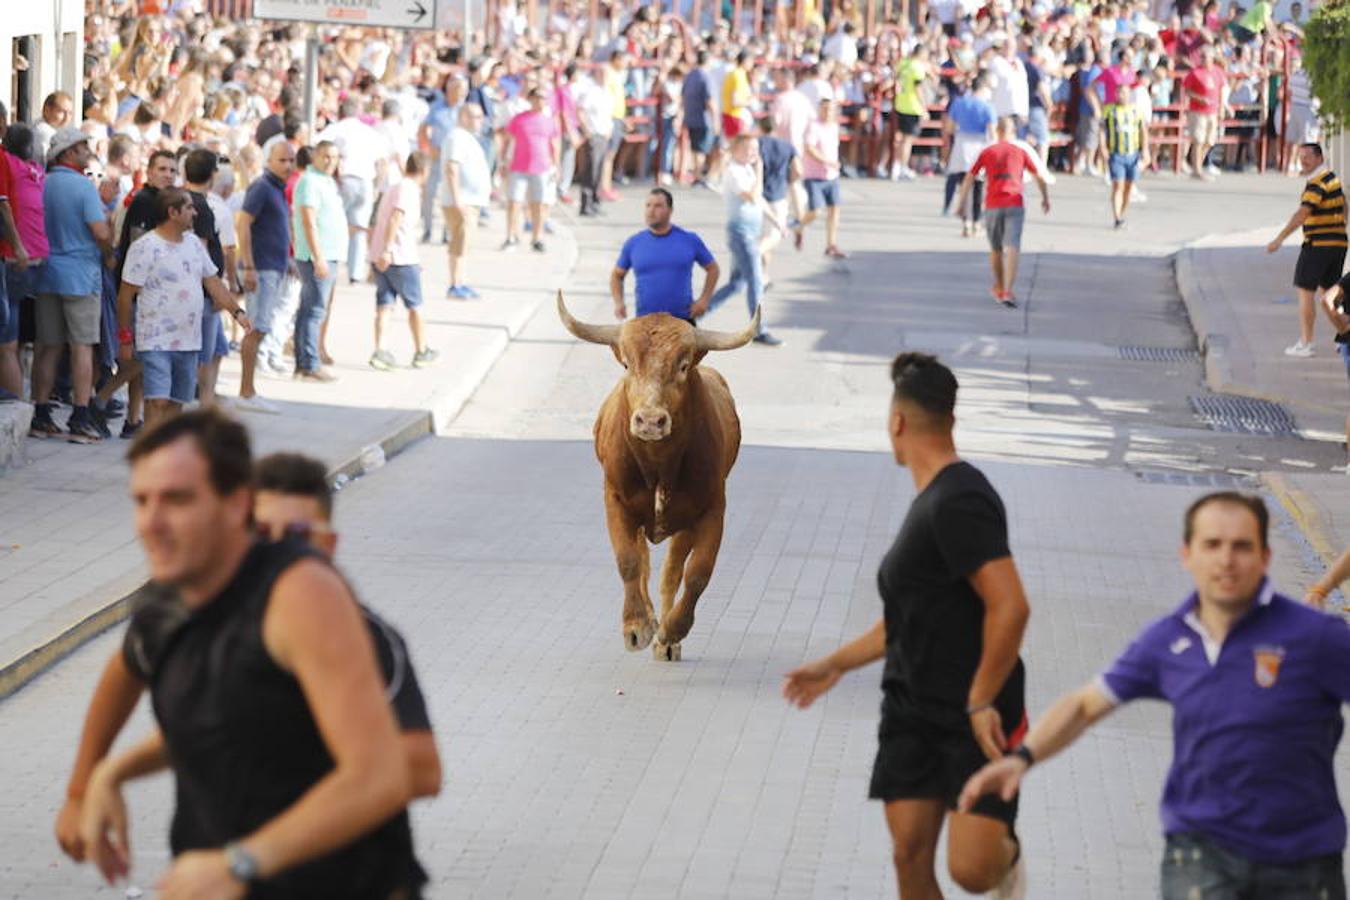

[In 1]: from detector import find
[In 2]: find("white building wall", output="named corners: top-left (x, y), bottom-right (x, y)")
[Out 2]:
top-left (0, 0), bottom-right (85, 123)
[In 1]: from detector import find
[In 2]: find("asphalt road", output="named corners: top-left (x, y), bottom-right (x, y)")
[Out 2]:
top-left (2, 171), bottom-right (1345, 899)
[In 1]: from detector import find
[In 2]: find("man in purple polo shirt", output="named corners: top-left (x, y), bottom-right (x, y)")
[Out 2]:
top-left (959, 491), bottom-right (1349, 899)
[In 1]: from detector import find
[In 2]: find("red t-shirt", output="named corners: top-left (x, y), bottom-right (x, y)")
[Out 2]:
top-left (1183, 65), bottom-right (1226, 113)
top-left (970, 142), bottom-right (1037, 209)
top-left (0, 148), bottom-right (13, 258)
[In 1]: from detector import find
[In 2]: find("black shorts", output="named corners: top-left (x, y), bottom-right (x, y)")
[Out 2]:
top-left (1294, 244), bottom-right (1348, 291)
top-left (896, 113), bottom-right (923, 136)
top-left (869, 686), bottom-right (1026, 828)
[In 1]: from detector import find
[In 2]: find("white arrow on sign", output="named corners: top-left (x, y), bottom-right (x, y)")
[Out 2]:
top-left (253, 0), bottom-right (435, 30)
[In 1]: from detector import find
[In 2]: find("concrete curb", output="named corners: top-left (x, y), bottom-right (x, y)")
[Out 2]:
top-left (0, 401), bottom-right (33, 475)
top-left (1172, 237), bottom-right (1344, 436)
top-left (1262, 471), bottom-right (1341, 568)
top-left (0, 226), bottom-right (580, 700)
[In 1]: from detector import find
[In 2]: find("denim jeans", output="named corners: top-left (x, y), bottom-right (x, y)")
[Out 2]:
top-left (708, 211), bottom-right (763, 327)
top-left (657, 115), bottom-right (677, 174)
top-left (294, 259), bottom-right (337, 372)
top-left (1161, 833), bottom-right (1346, 900)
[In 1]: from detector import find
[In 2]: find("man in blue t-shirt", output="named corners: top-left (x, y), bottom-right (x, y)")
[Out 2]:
top-left (959, 491), bottom-right (1350, 899)
top-left (612, 188), bottom-right (719, 322)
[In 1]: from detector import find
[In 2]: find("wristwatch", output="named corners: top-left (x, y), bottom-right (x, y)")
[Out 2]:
top-left (224, 841), bottom-right (260, 883)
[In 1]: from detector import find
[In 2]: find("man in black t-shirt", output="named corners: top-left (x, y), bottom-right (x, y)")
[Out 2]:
top-left (181, 149), bottom-right (231, 406)
top-left (784, 352), bottom-right (1031, 899)
top-left (56, 443), bottom-right (440, 881)
top-left (1321, 269), bottom-right (1350, 472)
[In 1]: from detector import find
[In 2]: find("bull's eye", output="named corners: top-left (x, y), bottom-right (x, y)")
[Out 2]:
top-left (678, 360), bottom-right (690, 374)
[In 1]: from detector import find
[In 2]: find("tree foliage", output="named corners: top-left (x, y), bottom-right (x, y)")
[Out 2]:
top-left (1303, 0), bottom-right (1350, 132)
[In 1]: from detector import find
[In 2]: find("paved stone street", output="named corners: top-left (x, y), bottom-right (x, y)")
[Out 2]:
top-left (1, 171), bottom-right (1347, 898)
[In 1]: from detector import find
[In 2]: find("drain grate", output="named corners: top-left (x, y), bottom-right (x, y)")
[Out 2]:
top-left (1117, 345), bottom-right (1202, 363)
top-left (1189, 395), bottom-right (1297, 435)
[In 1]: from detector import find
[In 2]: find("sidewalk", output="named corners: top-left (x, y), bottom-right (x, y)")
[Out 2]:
top-left (0, 212), bottom-right (579, 697)
top-left (1176, 227), bottom-right (1350, 606)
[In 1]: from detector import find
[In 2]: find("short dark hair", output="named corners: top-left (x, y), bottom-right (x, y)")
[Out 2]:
top-left (649, 187), bottom-right (673, 209)
top-left (296, 145), bottom-right (314, 170)
top-left (890, 352), bottom-right (958, 423)
top-left (1301, 142), bottom-right (1324, 159)
top-left (404, 150), bottom-right (428, 177)
top-left (1183, 492), bottom-right (1269, 549)
top-left (156, 186), bottom-right (192, 220)
top-left (255, 452), bottom-right (333, 519)
top-left (133, 101), bottom-right (160, 126)
top-left (183, 147), bottom-right (219, 185)
top-left (147, 148), bottom-right (177, 170)
top-left (127, 409), bottom-right (253, 497)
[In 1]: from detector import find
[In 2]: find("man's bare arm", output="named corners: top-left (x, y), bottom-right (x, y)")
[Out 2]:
top-left (242, 560), bottom-right (411, 879)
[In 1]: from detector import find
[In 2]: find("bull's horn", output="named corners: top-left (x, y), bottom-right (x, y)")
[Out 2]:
top-left (556, 290), bottom-right (620, 346)
top-left (694, 306), bottom-right (761, 352)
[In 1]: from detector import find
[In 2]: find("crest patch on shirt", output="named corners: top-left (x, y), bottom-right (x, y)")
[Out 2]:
top-left (1253, 645), bottom-right (1286, 688)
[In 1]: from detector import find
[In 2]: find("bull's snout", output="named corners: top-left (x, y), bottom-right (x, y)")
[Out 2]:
top-left (630, 408), bottom-right (671, 441)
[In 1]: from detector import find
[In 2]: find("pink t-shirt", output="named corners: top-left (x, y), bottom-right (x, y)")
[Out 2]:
top-left (506, 110), bottom-right (559, 176)
top-left (1093, 64), bottom-right (1138, 105)
top-left (5, 152), bottom-right (48, 259)
top-left (772, 89), bottom-right (814, 153)
top-left (369, 178), bottom-right (421, 267)
top-left (802, 119), bottom-right (841, 181)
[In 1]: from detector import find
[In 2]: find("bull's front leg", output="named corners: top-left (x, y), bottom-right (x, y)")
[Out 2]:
top-left (655, 507), bottom-right (725, 659)
top-left (604, 487), bottom-right (656, 651)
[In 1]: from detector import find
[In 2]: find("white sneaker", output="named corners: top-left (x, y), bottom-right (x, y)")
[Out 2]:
top-left (990, 854), bottom-right (1026, 900)
top-left (235, 394), bottom-right (282, 414)
top-left (1284, 341), bottom-right (1315, 358)
top-left (1204, 164), bottom-right (1221, 176)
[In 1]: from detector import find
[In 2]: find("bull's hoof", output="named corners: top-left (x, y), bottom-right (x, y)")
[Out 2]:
top-left (652, 640), bottom-right (681, 662)
top-left (623, 619), bottom-right (656, 652)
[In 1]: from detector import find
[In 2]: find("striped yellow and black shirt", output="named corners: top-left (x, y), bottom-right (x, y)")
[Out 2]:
top-left (1300, 169), bottom-right (1347, 248)
top-left (1103, 104), bottom-right (1144, 156)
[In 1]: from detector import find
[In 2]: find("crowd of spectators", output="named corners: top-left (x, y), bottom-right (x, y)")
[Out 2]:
top-left (0, 0), bottom-right (1323, 442)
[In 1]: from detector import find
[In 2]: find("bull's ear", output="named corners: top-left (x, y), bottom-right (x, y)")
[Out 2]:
top-left (610, 345), bottom-right (626, 368)
top-left (692, 349), bottom-right (708, 367)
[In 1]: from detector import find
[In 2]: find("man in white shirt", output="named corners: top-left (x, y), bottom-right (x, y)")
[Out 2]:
top-left (117, 188), bottom-right (247, 427)
top-left (576, 67), bottom-right (615, 217)
top-left (772, 67), bottom-right (815, 155)
top-left (823, 22), bottom-right (859, 66)
top-left (439, 105), bottom-right (493, 299)
top-left (319, 98), bottom-right (385, 284)
top-left (987, 35), bottom-right (1030, 128)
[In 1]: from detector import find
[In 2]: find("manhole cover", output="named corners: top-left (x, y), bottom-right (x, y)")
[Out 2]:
top-left (1118, 345), bottom-right (1202, 363)
top-left (1188, 395), bottom-right (1297, 435)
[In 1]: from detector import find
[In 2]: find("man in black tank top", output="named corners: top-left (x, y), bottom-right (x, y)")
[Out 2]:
top-left (76, 411), bottom-right (426, 899)
top-left (56, 452), bottom-right (443, 864)
top-left (783, 352), bottom-right (1032, 899)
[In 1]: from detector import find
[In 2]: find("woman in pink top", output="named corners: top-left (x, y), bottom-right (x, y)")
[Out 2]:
top-left (794, 97), bottom-right (847, 259)
top-left (2, 123), bottom-right (48, 398)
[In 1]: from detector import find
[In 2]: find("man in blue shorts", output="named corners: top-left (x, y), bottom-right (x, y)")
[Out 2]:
top-left (680, 51), bottom-right (718, 187)
top-left (961, 491), bottom-right (1350, 899)
top-left (611, 188), bottom-right (720, 322)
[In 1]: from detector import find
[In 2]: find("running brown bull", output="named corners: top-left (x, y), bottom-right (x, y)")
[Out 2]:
top-left (557, 291), bottom-right (759, 661)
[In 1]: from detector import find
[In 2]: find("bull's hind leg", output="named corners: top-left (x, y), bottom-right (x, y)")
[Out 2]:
top-left (605, 490), bottom-right (656, 651)
top-left (657, 510), bottom-right (725, 652)
top-left (653, 529), bottom-right (695, 661)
